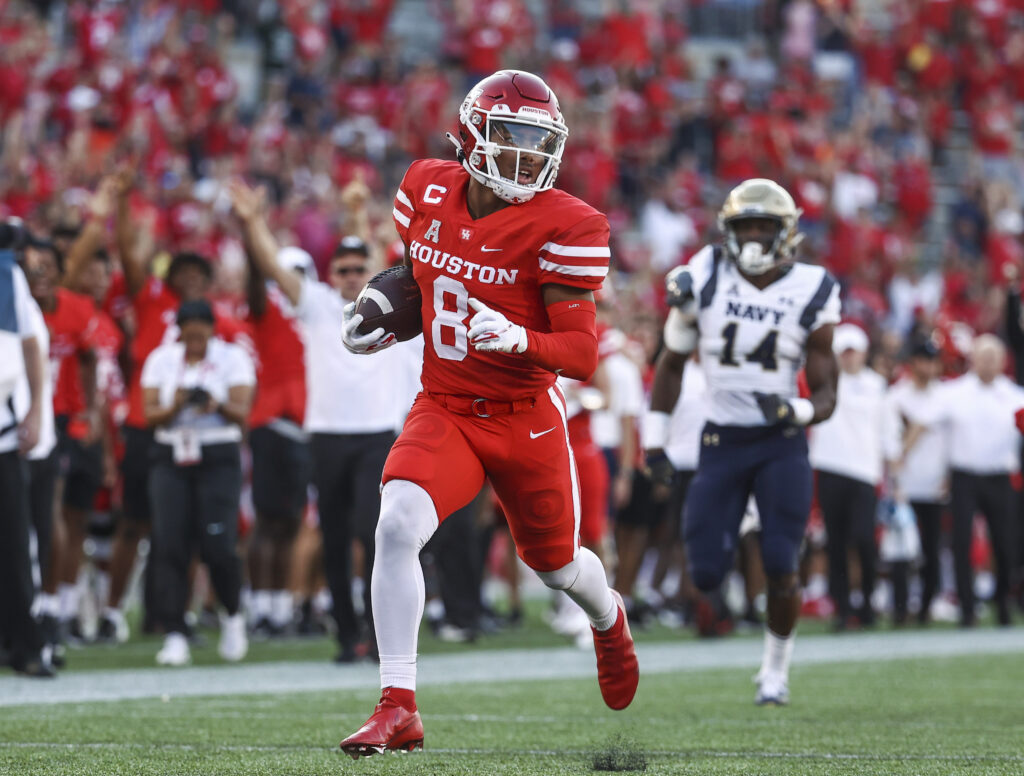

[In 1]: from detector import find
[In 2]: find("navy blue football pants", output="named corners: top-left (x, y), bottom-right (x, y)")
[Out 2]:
top-left (683, 422), bottom-right (812, 591)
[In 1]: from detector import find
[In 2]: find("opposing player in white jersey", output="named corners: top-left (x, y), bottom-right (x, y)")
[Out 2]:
top-left (644, 179), bottom-right (840, 705)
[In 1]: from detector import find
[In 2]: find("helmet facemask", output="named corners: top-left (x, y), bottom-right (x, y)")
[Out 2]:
top-left (723, 215), bottom-right (790, 276)
top-left (456, 105), bottom-right (567, 204)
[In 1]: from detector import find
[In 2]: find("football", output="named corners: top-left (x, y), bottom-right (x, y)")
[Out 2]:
top-left (353, 264), bottom-right (423, 341)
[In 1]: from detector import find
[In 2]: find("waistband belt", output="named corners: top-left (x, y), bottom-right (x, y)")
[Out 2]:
top-left (426, 391), bottom-right (537, 418)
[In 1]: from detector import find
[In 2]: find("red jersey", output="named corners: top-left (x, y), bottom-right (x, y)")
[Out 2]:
top-left (125, 276), bottom-right (253, 429)
top-left (247, 286), bottom-right (306, 428)
top-left (392, 159), bottom-right (609, 401)
top-left (92, 309), bottom-right (127, 422)
top-left (44, 288), bottom-right (99, 431)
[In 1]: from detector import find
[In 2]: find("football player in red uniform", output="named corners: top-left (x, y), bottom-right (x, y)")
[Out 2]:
top-left (22, 238), bottom-right (100, 651)
top-left (338, 70), bottom-right (639, 757)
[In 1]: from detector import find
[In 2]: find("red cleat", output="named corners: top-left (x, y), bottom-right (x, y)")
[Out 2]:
top-left (339, 688), bottom-right (424, 759)
top-left (591, 590), bottom-right (639, 710)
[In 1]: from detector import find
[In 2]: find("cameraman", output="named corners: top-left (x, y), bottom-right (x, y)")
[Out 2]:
top-left (141, 299), bottom-right (255, 666)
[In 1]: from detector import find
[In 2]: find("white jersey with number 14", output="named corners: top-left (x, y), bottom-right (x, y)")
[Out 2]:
top-left (686, 245), bottom-right (840, 427)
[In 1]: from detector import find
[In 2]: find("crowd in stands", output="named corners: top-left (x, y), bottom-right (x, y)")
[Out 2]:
top-left (1, 1), bottom-right (1021, 336)
top-left (2, 0), bottom-right (1024, 671)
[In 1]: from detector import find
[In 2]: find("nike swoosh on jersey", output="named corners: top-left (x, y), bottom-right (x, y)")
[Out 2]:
top-left (529, 427), bottom-right (557, 439)
top-left (480, 245), bottom-right (503, 252)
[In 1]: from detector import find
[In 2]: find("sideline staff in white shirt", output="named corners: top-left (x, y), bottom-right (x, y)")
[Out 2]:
top-left (142, 299), bottom-right (255, 666)
top-left (0, 244), bottom-right (51, 676)
top-left (809, 323), bottom-right (897, 629)
top-left (884, 337), bottom-right (947, 624)
top-left (931, 334), bottom-right (1024, 626)
top-left (231, 181), bottom-right (421, 662)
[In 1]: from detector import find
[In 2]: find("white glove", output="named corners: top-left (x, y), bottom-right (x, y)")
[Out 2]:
top-left (342, 302), bottom-right (396, 354)
top-left (467, 298), bottom-right (528, 354)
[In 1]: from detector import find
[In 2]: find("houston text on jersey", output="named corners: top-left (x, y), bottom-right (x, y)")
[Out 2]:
top-left (408, 238), bottom-right (520, 285)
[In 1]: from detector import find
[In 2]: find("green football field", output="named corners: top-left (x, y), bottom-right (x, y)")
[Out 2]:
top-left (3, 621), bottom-right (1024, 776)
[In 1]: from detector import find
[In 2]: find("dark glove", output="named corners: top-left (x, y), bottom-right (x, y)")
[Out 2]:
top-left (644, 448), bottom-right (676, 489)
top-left (665, 266), bottom-right (695, 308)
top-left (754, 392), bottom-right (795, 425)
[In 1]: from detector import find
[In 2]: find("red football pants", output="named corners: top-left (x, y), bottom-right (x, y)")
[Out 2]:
top-left (572, 440), bottom-right (609, 547)
top-left (382, 388), bottom-right (581, 572)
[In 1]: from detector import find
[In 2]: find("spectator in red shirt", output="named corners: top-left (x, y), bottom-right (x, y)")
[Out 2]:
top-left (21, 237), bottom-right (100, 653)
top-left (243, 245), bottom-right (311, 638)
top-left (854, 24), bottom-right (898, 87)
top-left (893, 149), bottom-right (933, 229)
top-left (962, 45), bottom-right (1006, 116)
top-left (973, 89), bottom-right (1017, 175)
top-left (906, 30), bottom-right (956, 94)
top-left (986, 209), bottom-right (1024, 284)
top-left (715, 119), bottom-right (761, 184)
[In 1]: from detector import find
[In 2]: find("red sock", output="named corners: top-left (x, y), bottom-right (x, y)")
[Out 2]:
top-left (381, 686), bottom-right (417, 712)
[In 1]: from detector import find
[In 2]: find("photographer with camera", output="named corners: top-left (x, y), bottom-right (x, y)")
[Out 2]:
top-left (141, 299), bottom-right (255, 666)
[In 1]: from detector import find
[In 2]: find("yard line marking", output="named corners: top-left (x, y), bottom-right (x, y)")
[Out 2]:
top-left (2, 742), bottom-right (1023, 763)
top-left (2, 627), bottom-right (1023, 707)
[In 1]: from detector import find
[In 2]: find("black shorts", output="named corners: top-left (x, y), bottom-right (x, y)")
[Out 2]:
top-left (121, 426), bottom-right (154, 522)
top-left (615, 469), bottom-right (668, 528)
top-left (666, 468), bottom-right (696, 539)
top-left (55, 415), bottom-right (102, 512)
top-left (249, 424), bottom-right (311, 519)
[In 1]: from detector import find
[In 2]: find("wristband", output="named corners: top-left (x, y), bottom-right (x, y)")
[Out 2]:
top-left (790, 398), bottom-right (814, 426)
top-left (641, 410), bottom-right (671, 449)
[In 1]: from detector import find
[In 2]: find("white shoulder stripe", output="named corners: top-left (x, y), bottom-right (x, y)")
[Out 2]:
top-left (541, 242), bottom-right (611, 258)
top-left (392, 208), bottom-right (411, 228)
top-left (538, 258), bottom-right (609, 278)
top-left (395, 188), bottom-right (413, 210)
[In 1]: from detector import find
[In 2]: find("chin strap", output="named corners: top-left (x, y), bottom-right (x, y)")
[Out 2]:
top-left (444, 132), bottom-right (464, 162)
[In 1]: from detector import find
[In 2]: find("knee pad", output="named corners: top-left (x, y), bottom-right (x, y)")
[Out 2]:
top-left (760, 534), bottom-right (800, 579)
top-left (376, 480), bottom-right (438, 552)
top-left (534, 557), bottom-right (581, 591)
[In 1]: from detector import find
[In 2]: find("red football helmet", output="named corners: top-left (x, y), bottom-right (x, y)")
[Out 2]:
top-left (447, 70), bottom-right (568, 205)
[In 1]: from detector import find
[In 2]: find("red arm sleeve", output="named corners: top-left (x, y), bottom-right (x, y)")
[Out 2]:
top-left (522, 299), bottom-right (598, 381)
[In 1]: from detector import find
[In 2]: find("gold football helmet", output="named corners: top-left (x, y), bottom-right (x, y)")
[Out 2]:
top-left (717, 179), bottom-right (804, 275)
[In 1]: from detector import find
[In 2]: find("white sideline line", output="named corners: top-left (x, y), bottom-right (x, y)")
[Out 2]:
top-left (2, 742), bottom-right (1023, 763)
top-left (1, 627), bottom-right (1023, 708)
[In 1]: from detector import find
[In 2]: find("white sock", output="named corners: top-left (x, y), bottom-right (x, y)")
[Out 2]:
top-left (94, 571), bottom-right (110, 614)
top-left (58, 583), bottom-right (81, 622)
top-left (761, 628), bottom-right (794, 680)
top-left (252, 590), bottom-right (271, 621)
top-left (40, 593), bottom-right (60, 617)
top-left (536, 548), bottom-right (618, 631)
top-left (372, 481), bottom-right (438, 691)
top-left (271, 590), bottom-right (293, 627)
